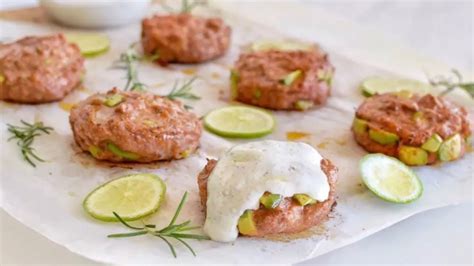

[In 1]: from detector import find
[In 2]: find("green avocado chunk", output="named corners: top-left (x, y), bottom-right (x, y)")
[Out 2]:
top-left (280, 70), bottom-right (302, 86)
top-left (421, 134), bottom-right (443, 153)
top-left (294, 194), bottom-right (316, 206)
top-left (106, 142), bottom-right (139, 160)
top-left (317, 68), bottom-right (333, 86)
top-left (88, 145), bottom-right (102, 159)
top-left (259, 193), bottom-right (283, 209)
top-left (237, 210), bottom-right (257, 235)
top-left (104, 94), bottom-right (124, 107)
top-left (399, 145), bottom-right (428, 166)
top-left (253, 88), bottom-right (262, 99)
top-left (294, 100), bottom-right (314, 111)
top-left (230, 70), bottom-right (240, 99)
top-left (368, 128), bottom-right (399, 145)
top-left (352, 118), bottom-right (368, 135)
top-left (439, 134), bottom-right (462, 162)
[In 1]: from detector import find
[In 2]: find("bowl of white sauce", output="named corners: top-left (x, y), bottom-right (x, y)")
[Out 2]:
top-left (39, 0), bottom-right (151, 28)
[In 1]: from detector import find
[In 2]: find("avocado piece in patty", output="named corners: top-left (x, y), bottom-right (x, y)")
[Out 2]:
top-left (294, 194), bottom-right (317, 206)
top-left (280, 69), bottom-right (302, 86)
top-left (352, 117), bottom-right (368, 135)
top-left (421, 134), bottom-right (443, 153)
top-left (439, 134), bottom-right (462, 162)
top-left (104, 94), bottom-right (124, 107)
top-left (399, 145), bottom-right (428, 166)
top-left (237, 210), bottom-right (257, 235)
top-left (106, 142), bottom-right (139, 161)
top-left (368, 128), bottom-right (399, 145)
top-left (88, 145), bottom-right (102, 159)
top-left (259, 193), bottom-right (283, 209)
top-left (294, 100), bottom-right (314, 111)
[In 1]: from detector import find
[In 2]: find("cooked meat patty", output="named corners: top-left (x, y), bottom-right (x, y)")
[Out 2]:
top-left (231, 47), bottom-right (333, 110)
top-left (0, 33), bottom-right (85, 103)
top-left (353, 93), bottom-right (471, 165)
top-left (70, 88), bottom-right (202, 162)
top-left (141, 14), bottom-right (231, 64)
top-left (197, 158), bottom-right (337, 237)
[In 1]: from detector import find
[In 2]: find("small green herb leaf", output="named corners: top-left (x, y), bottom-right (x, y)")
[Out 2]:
top-left (7, 120), bottom-right (54, 167)
top-left (166, 78), bottom-right (201, 104)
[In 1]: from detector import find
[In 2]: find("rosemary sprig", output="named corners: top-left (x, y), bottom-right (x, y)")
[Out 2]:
top-left (166, 77), bottom-right (201, 109)
top-left (166, 77), bottom-right (201, 100)
top-left (428, 69), bottom-right (474, 99)
top-left (7, 120), bottom-right (54, 167)
top-left (161, 0), bottom-right (206, 14)
top-left (112, 43), bottom-right (152, 92)
top-left (108, 192), bottom-right (209, 258)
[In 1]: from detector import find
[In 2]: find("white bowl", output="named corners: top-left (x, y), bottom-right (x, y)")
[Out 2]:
top-left (39, 0), bottom-right (151, 29)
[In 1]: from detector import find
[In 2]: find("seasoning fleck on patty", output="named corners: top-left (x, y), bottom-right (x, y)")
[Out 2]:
top-left (141, 14), bottom-right (231, 64)
top-left (197, 158), bottom-right (337, 237)
top-left (231, 45), bottom-right (333, 111)
top-left (352, 93), bottom-right (471, 165)
top-left (69, 88), bottom-right (202, 163)
top-left (0, 33), bottom-right (85, 103)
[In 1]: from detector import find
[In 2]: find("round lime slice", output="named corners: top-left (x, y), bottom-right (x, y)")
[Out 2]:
top-left (65, 33), bottom-right (110, 57)
top-left (83, 173), bottom-right (166, 221)
top-left (360, 77), bottom-right (431, 97)
top-left (204, 106), bottom-right (275, 138)
top-left (359, 154), bottom-right (423, 203)
top-left (250, 40), bottom-right (315, 52)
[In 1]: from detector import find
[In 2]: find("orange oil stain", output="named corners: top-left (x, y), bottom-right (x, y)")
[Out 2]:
top-left (181, 68), bottom-right (198, 76)
top-left (211, 72), bottom-right (221, 79)
top-left (59, 102), bottom-right (76, 112)
top-left (286, 131), bottom-right (311, 141)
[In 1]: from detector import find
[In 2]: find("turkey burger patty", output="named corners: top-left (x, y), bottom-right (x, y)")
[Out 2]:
top-left (141, 14), bottom-right (231, 64)
top-left (70, 88), bottom-right (202, 163)
top-left (0, 33), bottom-right (85, 103)
top-left (352, 93), bottom-right (471, 165)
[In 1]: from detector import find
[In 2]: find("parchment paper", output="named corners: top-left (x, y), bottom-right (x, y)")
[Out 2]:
top-left (0, 6), bottom-right (472, 265)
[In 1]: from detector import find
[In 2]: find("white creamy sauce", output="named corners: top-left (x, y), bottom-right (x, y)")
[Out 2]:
top-left (203, 140), bottom-right (330, 242)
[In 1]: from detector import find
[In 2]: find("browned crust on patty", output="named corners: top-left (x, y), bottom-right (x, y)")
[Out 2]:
top-left (141, 14), bottom-right (231, 64)
top-left (0, 33), bottom-right (85, 103)
top-left (197, 158), bottom-right (338, 237)
top-left (70, 88), bottom-right (202, 162)
top-left (233, 49), bottom-right (333, 110)
top-left (353, 93), bottom-right (471, 164)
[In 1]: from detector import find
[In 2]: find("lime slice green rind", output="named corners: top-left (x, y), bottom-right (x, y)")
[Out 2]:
top-left (360, 77), bottom-right (431, 97)
top-left (359, 154), bottom-right (423, 204)
top-left (204, 106), bottom-right (275, 139)
top-left (83, 173), bottom-right (166, 222)
top-left (65, 33), bottom-right (110, 57)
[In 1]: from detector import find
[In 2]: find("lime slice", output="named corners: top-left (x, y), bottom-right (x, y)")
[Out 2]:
top-left (359, 154), bottom-right (423, 203)
top-left (83, 173), bottom-right (166, 221)
top-left (204, 106), bottom-right (275, 138)
top-left (360, 77), bottom-right (431, 97)
top-left (251, 40), bottom-right (315, 52)
top-left (65, 33), bottom-right (110, 57)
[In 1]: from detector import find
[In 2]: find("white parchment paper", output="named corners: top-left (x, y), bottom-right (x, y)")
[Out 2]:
top-left (0, 6), bottom-right (472, 265)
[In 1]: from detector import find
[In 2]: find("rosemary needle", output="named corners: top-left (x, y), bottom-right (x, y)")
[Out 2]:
top-left (428, 69), bottom-right (474, 99)
top-left (108, 192), bottom-right (209, 258)
top-left (7, 120), bottom-right (54, 167)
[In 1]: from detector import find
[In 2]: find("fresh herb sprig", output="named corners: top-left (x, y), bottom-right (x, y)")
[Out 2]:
top-left (7, 120), bottom-right (54, 167)
top-left (112, 43), bottom-right (147, 91)
top-left (161, 0), bottom-right (206, 14)
top-left (108, 192), bottom-right (209, 258)
top-left (166, 77), bottom-right (201, 109)
top-left (428, 69), bottom-right (474, 99)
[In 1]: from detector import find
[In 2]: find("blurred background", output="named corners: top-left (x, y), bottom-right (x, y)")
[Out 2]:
top-left (0, 0), bottom-right (472, 265)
